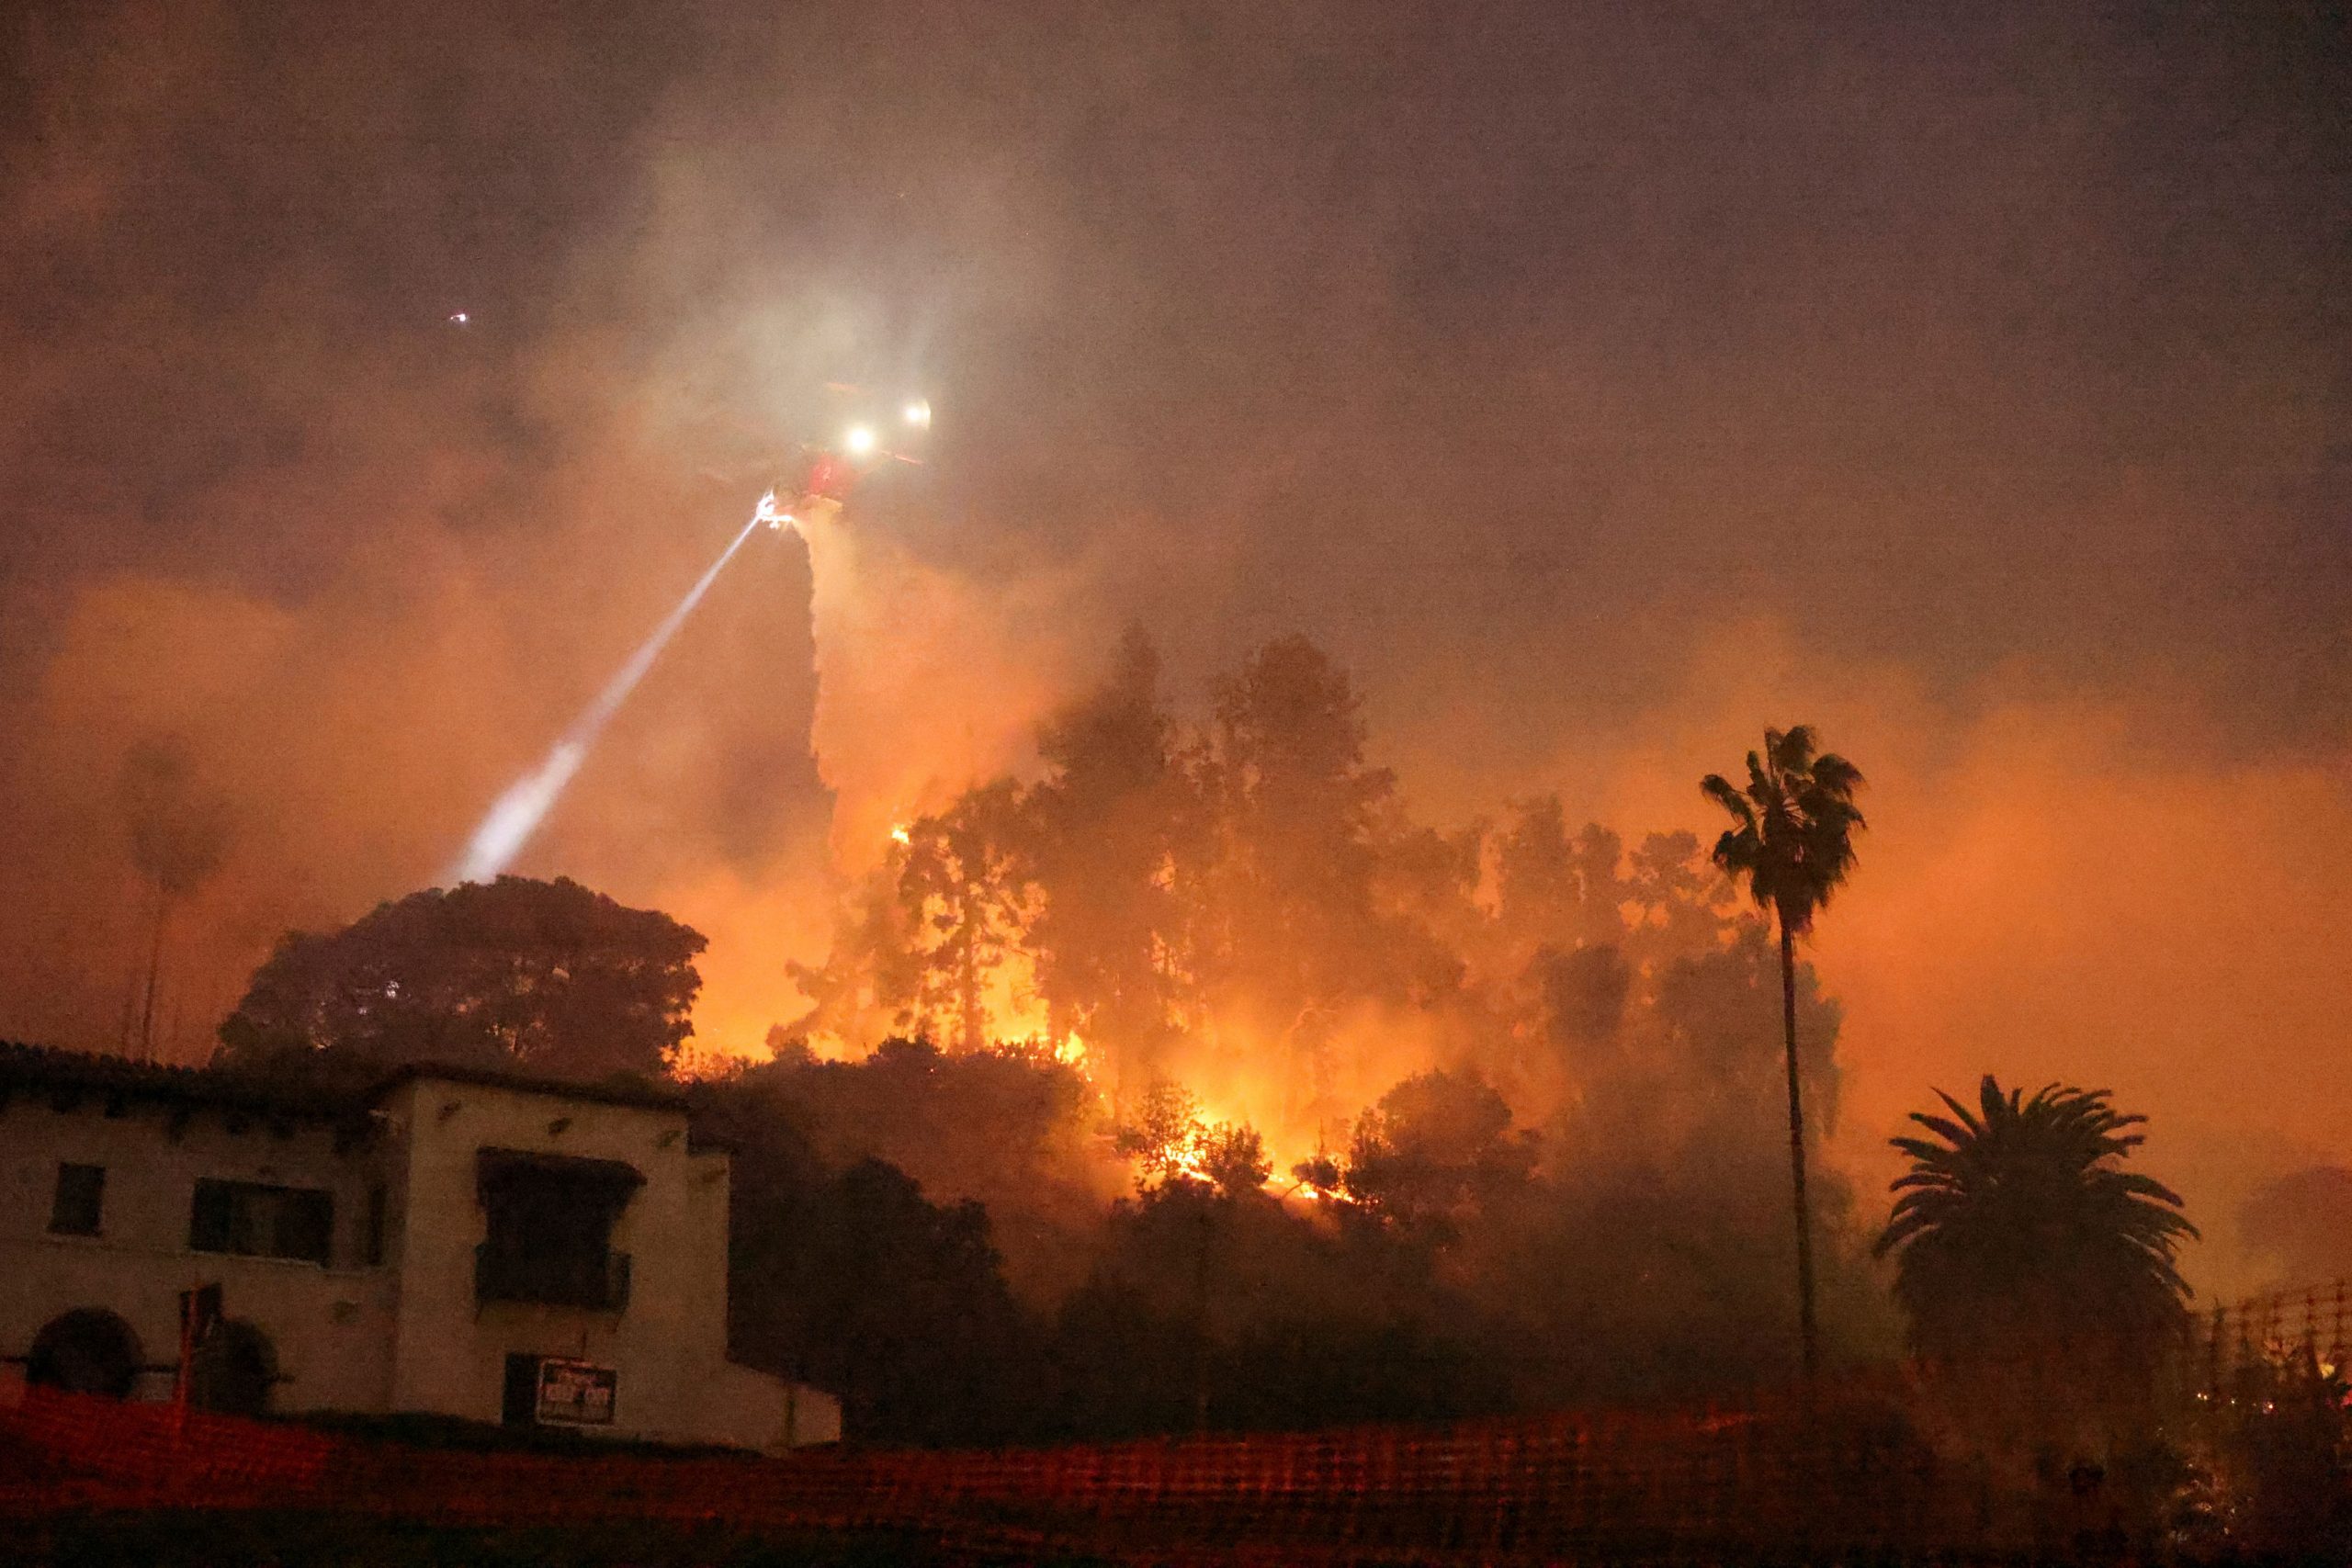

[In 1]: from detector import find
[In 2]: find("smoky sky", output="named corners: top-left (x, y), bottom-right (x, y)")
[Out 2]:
top-left (10, 1), bottom-right (2346, 690)
top-left (3, 0), bottom-right (2349, 1286)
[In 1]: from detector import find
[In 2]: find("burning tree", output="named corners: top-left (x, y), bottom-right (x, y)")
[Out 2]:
top-left (1026, 628), bottom-right (1194, 1099)
top-left (767, 634), bottom-right (1876, 1409)
top-left (1195, 635), bottom-right (1407, 1128)
top-left (1114, 1080), bottom-right (1272, 1199)
top-left (896, 782), bottom-right (1034, 1053)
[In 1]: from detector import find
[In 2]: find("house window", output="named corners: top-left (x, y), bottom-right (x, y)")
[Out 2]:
top-left (474, 1150), bottom-right (639, 1311)
top-left (189, 1179), bottom-right (334, 1264)
top-left (49, 1163), bottom-right (106, 1236)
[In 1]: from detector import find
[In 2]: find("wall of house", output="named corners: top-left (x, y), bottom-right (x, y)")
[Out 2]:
top-left (0, 1094), bottom-right (397, 1413)
top-left (0, 1068), bottom-right (838, 1450)
top-left (377, 1077), bottom-right (824, 1448)
top-left (677, 1153), bottom-right (841, 1450)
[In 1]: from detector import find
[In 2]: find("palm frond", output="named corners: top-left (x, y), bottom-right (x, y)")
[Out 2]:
top-left (1881, 1073), bottom-right (2194, 1362)
top-left (1698, 773), bottom-right (1748, 818)
top-left (1933, 1089), bottom-right (1988, 1139)
top-left (1700, 725), bottom-right (1866, 936)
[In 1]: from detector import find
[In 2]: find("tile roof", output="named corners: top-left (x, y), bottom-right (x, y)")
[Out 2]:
top-left (0, 1042), bottom-right (687, 1120)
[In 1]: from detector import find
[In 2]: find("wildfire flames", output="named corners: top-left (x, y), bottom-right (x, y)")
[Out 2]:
top-left (1029, 1029), bottom-right (1332, 1202)
top-left (759, 634), bottom-right (1854, 1229)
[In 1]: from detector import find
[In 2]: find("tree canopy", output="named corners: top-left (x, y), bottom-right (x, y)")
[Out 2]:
top-left (763, 633), bottom-right (1872, 1408)
top-left (1874, 1075), bottom-right (2197, 1363)
top-left (1701, 726), bottom-right (1865, 939)
top-left (217, 874), bottom-right (706, 1080)
top-left (1341, 1069), bottom-right (1536, 1239)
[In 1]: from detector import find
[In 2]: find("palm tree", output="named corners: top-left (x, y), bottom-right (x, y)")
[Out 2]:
top-left (1875, 1077), bottom-right (2195, 1364)
top-left (1702, 726), bottom-right (1865, 1381)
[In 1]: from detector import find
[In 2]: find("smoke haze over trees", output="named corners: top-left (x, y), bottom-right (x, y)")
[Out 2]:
top-left (787, 634), bottom-right (1849, 1178)
top-left (684, 631), bottom-right (1894, 1434)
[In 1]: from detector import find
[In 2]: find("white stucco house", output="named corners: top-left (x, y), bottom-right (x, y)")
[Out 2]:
top-left (0, 1042), bottom-right (838, 1450)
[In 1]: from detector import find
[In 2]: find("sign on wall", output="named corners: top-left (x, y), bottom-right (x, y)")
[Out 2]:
top-left (534, 1359), bottom-right (617, 1426)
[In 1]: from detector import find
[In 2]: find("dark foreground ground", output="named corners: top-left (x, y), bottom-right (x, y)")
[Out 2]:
top-left (0, 1513), bottom-right (2242, 1568)
top-left (7, 1361), bottom-right (2347, 1566)
top-left (16, 1511), bottom-right (2336, 1568)
top-left (1, 1511), bottom-right (1114, 1568)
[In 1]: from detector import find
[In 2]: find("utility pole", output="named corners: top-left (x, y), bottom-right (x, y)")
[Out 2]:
top-left (1192, 1201), bottom-right (1215, 1435)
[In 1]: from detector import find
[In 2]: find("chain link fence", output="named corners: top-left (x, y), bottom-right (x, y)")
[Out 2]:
top-left (5, 1281), bottom-right (2346, 1562)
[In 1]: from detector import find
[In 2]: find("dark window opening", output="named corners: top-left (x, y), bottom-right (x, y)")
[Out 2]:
top-left (49, 1163), bottom-right (106, 1236)
top-left (189, 1179), bottom-right (334, 1264)
top-left (474, 1150), bottom-right (639, 1311)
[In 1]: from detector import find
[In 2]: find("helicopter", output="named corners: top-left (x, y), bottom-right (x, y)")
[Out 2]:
top-left (756, 390), bottom-right (932, 531)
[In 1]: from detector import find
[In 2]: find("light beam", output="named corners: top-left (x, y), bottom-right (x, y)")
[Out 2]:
top-left (447, 502), bottom-right (767, 885)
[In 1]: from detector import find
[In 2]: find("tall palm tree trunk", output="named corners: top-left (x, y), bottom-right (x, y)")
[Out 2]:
top-left (1780, 915), bottom-right (1818, 1382)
